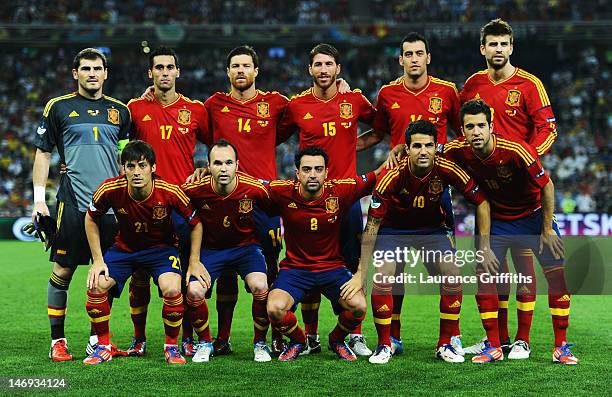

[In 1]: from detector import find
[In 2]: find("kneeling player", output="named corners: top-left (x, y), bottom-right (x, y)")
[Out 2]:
top-left (182, 140), bottom-right (272, 363)
top-left (83, 141), bottom-right (201, 365)
top-left (361, 120), bottom-right (495, 364)
top-left (444, 99), bottom-right (578, 364)
top-left (266, 146), bottom-right (384, 361)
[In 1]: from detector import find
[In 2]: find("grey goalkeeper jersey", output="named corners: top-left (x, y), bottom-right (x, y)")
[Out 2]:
top-left (34, 92), bottom-right (131, 212)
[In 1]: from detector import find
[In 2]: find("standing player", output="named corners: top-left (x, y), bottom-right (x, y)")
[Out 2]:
top-left (361, 32), bottom-right (461, 154)
top-left (83, 140), bottom-right (201, 365)
top-left (359, 32), bottom-right (462, 355)
top-left (276, 43), bottom-right (376, 356)
top-left (31, 48), bottom-right (130, 361)
top-left (444, 100), bottom-right (577, 364)
top-left (460, 19), bottom-right (559, 358)
top-left (182, 140), bottom-right (273, 363)
top-left (266, 147), bottom-right (383, 361)
top-left (203, 45), bottom-right (288, 355)
top-left (361, 120), bottom-right (494, 364)
top-left (126, 47), bottom-right (210, 357)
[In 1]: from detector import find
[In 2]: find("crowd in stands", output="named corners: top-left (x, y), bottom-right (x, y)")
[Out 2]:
top-left (0, 39), bottom-right (609, 216)
top-left (2, 0), bottom-right (610, 25)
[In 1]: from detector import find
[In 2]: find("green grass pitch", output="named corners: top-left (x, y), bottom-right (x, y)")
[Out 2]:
top-left (0, 240), bottom-right (610, 396)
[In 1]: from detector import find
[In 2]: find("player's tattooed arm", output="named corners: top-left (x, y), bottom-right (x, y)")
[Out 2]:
top-left (475, 200), bottom-right (500, 274)
top-left (356, 128), bottom-right (385, 152)
top-left (341, 215), bottom-right (382, 300)
top-left (85, 212), bottom-right (109, 290)
top-left (540, 180), bottom-right (564, 259)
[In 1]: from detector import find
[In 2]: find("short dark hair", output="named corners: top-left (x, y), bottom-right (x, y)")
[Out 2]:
top-left (460, 99), bottom-right (492, 125)
top-left (226, 45), bottom-right (259, 69)
top-left (400, 32), bottom-right (429, 54)
top-left (294, 146), bottom-right (329, 168)
top-left (73, 48), bottom-right (107, 70)
top-left (309, 43), bottom-right (340, 65)
top-left (149, 46), bottom-right (179, 69)
top-left (405, 120), bottom-right (437, 145)
top-left (480, 18), bottom-right (513, 45)
top-left (208, 139), bottom-right (239, 163)
top-left (121, 140), bottom-right (156, 166)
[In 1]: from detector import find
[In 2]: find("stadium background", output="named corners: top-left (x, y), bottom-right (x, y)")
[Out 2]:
top-left (0, 1), bottom-right (611, 395)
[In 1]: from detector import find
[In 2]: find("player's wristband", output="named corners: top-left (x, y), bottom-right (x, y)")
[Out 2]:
top-left (34, 186), bottom-right (46, 203)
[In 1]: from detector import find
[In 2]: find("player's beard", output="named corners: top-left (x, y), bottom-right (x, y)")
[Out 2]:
top-left (231, 75), bottom-right (254, 92)
top-left (313, 74), bottom-right (336, 91)
top-left (487, 55), bottom-right (509, 71)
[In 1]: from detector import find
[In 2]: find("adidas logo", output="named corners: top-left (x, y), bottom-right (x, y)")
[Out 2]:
top-left (117, 208), bottom-right (127, 214)
top-left (376, 304), bottom-right (390, 312)
top-left (221, 106), bottom-right (230, 113)
top-left (518, 285), bottom-right (531, 294)
top-left (557, 294), bottom-right (570, 302)
top-left (88, 309), bottom-right (101, 315)
top-left (400, 188), bottom-right (409, 195)
top-left (474, 93), bottom-right (481, 99)
top-left (303, 112), bottom-right (313, 120)
top-left (201, 204), bottom-right (211, 210)
top-left (449, 300), bottom-right (461, 308)
top-left (391, 102), bottom-right (400, 109)
top-left (69, 110), bottom-right (79, 117)
top-left (142, 114), bottom-right (151, 121)
top-left (288, 202), bottom-right (297, 208)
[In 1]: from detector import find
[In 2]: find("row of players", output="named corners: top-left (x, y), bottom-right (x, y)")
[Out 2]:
top-left (31, 18), bottom-right (576, 365)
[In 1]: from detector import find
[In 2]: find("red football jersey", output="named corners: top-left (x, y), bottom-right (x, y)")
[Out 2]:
top-left (128, 95), bottom-right (211, 185)
top-left (460, 68), bottom-right (557, 156)
top-left (88, 176), bottom-right (199, 252)
top-left (370, 156), bottom-right (485, 229)
top-left (266, 172), bottom-right (376, 272)
top-left (182, 171), bottom-right (270, 250)
top-left (443, 135), bottom-right (550, 220)
top-left (372, 76), bottom-right (461, 147)
top-left (277, 88), bottom-right (376, 179)
top-left (205, 90), bottom-right (289, 181)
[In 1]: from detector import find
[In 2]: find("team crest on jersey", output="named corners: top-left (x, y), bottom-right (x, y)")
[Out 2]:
top-left (428, 178), bottom-right (444, 195)
top-left (325, 197), bottom-right (339, 213)
top-left (428, 97), bottom-right (443, 114)
top-left (496, 165), bottom-right (513, 179)
top-left (339, 103), bottom-right (353, 119)
top-left (177, 109), bottom-right (191, 125)
top-left (239, 198), bottom-right (254, 214)
top-left (257, 102), bottom-right (270, 118)
top-left (152, 205), bottom-right (168, 220)
top-left (107, 108), bottom-right (120, 125)
top-left (505, 90), bottom-right (521, 107)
